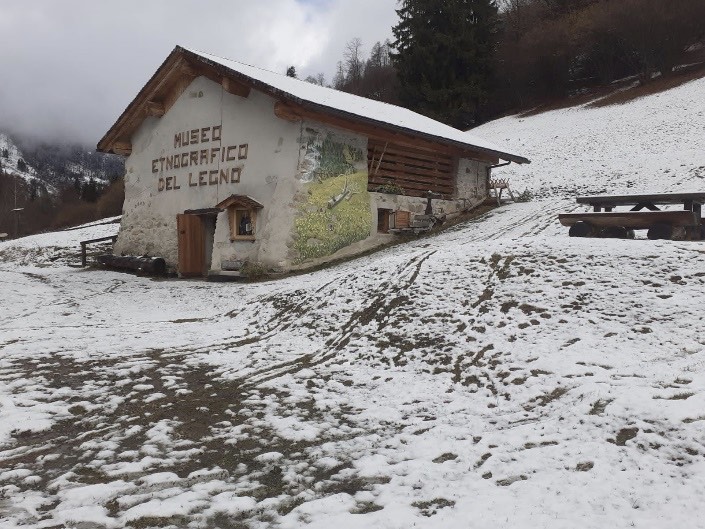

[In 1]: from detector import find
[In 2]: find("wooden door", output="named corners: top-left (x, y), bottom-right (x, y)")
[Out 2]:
top-left (377, 208), bottom-right (391, 233)
top-left (177, 214), bottom-right (205, 277)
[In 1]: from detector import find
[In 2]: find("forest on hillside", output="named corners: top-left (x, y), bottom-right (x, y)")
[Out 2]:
top-left (301, 0), bottom-right (705, 128)
top-left (0, 140), bottom-right (124, 238)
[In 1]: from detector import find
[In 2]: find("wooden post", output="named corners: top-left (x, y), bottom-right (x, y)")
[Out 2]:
top-left (81, 242), bottom-right (87, 267)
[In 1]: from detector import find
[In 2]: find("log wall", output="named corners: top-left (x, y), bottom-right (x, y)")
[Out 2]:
top-left (367, 139), bottom-right (455, 199)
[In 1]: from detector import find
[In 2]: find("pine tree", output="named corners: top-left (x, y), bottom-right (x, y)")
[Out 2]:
top-left (391, 0), bottom-right (499, 129)
top-left (286, 66), bottom-right (297, 78)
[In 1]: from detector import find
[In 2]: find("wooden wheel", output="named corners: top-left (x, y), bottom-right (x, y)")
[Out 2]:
top-left (647, 223), bottom-right (673, 240)
top-left (568, 221), bottom-right (594, 237)
top-left (601, 226), bottom-right (632, 239)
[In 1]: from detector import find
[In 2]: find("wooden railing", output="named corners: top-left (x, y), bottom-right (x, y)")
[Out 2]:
top-left (80, 235), bottom-right (118, 267)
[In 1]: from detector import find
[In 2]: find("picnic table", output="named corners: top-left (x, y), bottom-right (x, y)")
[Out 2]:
top-left (558, 192), bottom-right (705, 240)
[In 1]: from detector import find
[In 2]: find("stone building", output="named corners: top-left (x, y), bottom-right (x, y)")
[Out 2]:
top-left (98, 46), bottom-right (528, 277)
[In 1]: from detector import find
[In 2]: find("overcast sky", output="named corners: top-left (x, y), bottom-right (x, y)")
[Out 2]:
top-left (0, 0), bottom-right (398, 146)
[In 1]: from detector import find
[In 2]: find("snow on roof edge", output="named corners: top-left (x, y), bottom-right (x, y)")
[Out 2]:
top-left (181, 46), bottom-right (530, 164)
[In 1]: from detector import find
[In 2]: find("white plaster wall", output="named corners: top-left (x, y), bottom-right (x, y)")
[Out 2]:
top-left (115, 76), bottom-right (302, 271)
top-left (114, 75), bottom-right (493, 273)
top-left (456, 158), bottom-right (489, 206)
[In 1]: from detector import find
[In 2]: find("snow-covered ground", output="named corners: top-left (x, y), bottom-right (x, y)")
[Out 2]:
top-left (1, 78), bottom-right (705, 529)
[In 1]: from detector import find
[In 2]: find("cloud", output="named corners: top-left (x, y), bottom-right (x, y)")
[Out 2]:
top-left (0, 0), bottom-right (397, 146)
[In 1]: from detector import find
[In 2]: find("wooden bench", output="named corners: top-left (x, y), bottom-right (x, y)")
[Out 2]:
top-left (558, 192), bottom-right (705, 240)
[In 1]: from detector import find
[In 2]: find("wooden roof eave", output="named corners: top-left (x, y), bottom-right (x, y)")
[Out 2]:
top-left (97, 48), bottom-right (188, 155)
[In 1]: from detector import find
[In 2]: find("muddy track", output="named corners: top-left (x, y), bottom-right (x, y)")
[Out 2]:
top-left (234, 250), bottom-right (438, 389)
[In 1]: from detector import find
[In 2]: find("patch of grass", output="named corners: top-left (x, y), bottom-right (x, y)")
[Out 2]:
top-left (613, 427), bottom-right (639, 446)
top-left (654, 392), bottom-right (694, 401)
top-left (352, 502), bottom-right (384, 514)
top-left (524, 441), bottom-right (558, 449)
top-left (129, 515), bottom-right (188, 528)
top-left (514, 189), bottom-right (534, 203)
top-left (473, 452), bottom-right (492, 469)
top-left (412, 498), bottom-right (456, 517)
top-left (432, 453), bottom-right (458, 464)
top-left (240, 261), bottom-right (269, 281)
top-left (532, 387), bottom-right (569, 408)
top-left (588, 399), bottom-right (612, 416)
top-left (496, 475), bottom-right (528, 487)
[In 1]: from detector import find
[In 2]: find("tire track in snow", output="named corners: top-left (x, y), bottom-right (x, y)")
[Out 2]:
top-left (228, 250), bottom-right (438, 388)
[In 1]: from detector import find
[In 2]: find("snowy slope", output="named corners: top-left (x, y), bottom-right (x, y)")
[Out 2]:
top-left (1, 78), bottom-right (705, 529)
top-left (0, 130), bottom-right (125, 194)
top-left (474, 77), bottom-right (705, 199)
top-left (0, 133), bottom-right (38, 184)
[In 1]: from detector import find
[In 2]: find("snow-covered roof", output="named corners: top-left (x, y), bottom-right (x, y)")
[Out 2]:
top-left (99, 46), bottom-right (529, 164)
top-left (185, 47), bottom-right (529, 164)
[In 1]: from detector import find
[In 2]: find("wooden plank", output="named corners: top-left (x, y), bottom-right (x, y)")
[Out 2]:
top-left (163, 72), bottom-right (196, 114)
top-left (370, 145), bottom-right (453, 165)
top-left (370, 178), bottom-right (453, 197)
top-left (395, 210), bottom-right (411, 228)
top-left (368, 141), bottom-right (454, 166)
top-left (112, 141), bottom-right (132, 155)
top-left (274, 101), bottom-right (300, 122)
top-left (369, 172), bottom-right (454, 189)
top-left (146, 101), bottom-right (165, 117)
top-left (369, 173), bottom-right (454, 190)
top-left (369, 170), bottom-right (454, 189)
top-left (372, 153), bottom-right (453, 174)
top-left (368, 178), bottom-right (453, 197)
top-left (577, 193), bottom-right (705, 206)
top-left (374, 160), bottom-right (453, 181)
top-left (222, 77), bottom-right (251, 98)
top-left (558, 211), bottom-right (699, 229)
top-left (365, 137), bottom-right (456, 197)
top-left (98, 51), bottom-right (185, 153)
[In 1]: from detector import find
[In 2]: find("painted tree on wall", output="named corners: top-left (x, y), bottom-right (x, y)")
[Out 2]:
top-left (391, 0), bottom-right (499, 129)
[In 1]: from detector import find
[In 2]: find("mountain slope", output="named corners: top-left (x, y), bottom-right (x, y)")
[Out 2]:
top-left (0, 78), bottom-right (705, 529)
top-left (0, 130), bottom-right (124, 191)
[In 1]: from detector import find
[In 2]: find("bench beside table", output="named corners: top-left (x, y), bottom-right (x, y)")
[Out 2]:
top-left (558, 192), bottom-right (705, 240)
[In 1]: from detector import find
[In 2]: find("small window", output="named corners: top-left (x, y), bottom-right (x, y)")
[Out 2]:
top-left (215, 194), bottom-right (264, 242)
top-left (229, 208), bottom-right (257, 241)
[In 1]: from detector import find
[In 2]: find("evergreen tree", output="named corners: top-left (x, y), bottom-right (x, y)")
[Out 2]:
top-left (81, 177), bottom-right (100, 203)
top-left (286, 66), bottom-right (297, 78)
top-left (391, 0), bottom-right (499, 129)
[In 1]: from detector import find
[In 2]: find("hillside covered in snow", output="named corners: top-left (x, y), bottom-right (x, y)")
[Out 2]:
top-left (0, 130), bottom-right (124, 191)
top-left (1, 77), bottom-right (705, 529)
